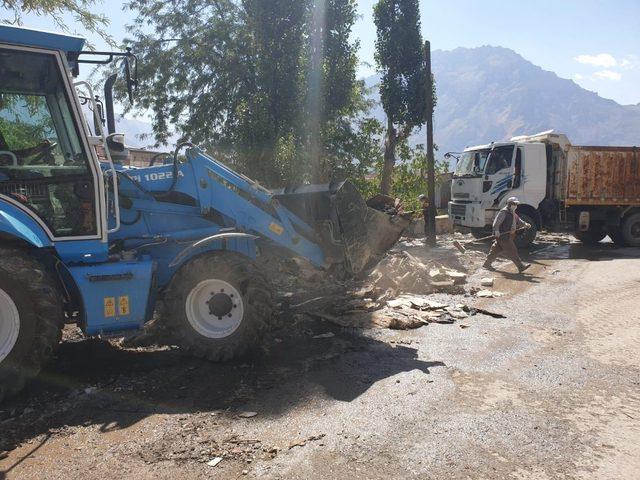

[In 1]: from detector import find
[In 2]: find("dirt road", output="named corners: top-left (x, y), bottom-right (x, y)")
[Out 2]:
top-left (1, 241), bottom-right (639, 479)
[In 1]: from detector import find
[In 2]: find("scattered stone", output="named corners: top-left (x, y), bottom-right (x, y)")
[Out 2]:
top-left (476, 289), bottom-right (504, 298)
top-left (480, 277), bottom-right (494, 287)
top-left (238, 411), bottom-right (258, 418)
top-left (312, 332), bottom-right (335, 339)
top-left (207, 457), bottom-right (223, 467)
top-left (444, 269), bottom-right (467, 285)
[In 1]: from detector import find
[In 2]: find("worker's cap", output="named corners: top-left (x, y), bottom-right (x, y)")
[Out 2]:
top-left (418, 194), bottom-right (426, 201)
top-left (506, 196), bottom-right (520, 204)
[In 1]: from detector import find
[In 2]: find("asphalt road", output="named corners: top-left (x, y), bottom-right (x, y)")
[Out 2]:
top-left (1, 240), bottom-right (639, 479)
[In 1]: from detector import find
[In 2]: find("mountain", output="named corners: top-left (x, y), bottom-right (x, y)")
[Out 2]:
top-left (365, 45), bottom-right (640, 158)
top-left (117, 46), bottom-right (640, 157)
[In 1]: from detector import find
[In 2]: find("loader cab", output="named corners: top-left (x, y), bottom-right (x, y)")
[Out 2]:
top-left (0, 26), bottom-right (134, 263)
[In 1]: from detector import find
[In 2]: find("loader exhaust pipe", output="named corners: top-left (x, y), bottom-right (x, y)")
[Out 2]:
top-left (104, 73), bottom-right (117, 134)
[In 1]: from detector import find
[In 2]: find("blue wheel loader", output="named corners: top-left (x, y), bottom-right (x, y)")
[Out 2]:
top-left (0, 25), bottom-right (409, 401)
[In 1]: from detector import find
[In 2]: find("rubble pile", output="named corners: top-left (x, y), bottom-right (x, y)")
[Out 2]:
top-left (263, 230), bottom-right (512, 332)
top-left (367, 250), bottom-right (466, 295)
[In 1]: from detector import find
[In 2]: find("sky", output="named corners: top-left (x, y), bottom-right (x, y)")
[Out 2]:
top-left (2, 0), bottom-right (639, 105)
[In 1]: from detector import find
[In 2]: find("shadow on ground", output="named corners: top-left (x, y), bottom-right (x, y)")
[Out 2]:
top-left (0, 315), bottom-right (444, 462)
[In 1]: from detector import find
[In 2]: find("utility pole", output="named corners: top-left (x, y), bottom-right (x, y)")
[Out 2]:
top-left (424, 40), bottom-right (437, 247)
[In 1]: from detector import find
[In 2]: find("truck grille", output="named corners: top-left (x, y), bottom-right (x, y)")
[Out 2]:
top-left (450, 203), bottom-right (466, 217)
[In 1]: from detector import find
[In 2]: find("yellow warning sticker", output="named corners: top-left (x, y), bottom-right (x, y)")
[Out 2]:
top-left (118, 296), bottom-right (130, 316)
top-left (104, 297), bottom-right (116, 318)
top-left (269, 222), bottom-right (284, 235)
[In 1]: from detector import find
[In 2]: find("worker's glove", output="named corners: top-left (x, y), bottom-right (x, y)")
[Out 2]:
top-left (525, 223), bottom-right (532, 229)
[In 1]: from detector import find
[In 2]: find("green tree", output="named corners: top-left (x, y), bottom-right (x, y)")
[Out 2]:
top-left (1, 0), bottom-right (112, 45)
top-left (123, 0), bottom-right (360, 187)
top-left (303, 0), bottom-right (359, 182)
top-left (373, 0), bottom-right (428, 195)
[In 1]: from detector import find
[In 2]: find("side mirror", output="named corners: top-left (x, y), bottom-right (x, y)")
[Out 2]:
top-left (122, 49), bottom-right (138, 104)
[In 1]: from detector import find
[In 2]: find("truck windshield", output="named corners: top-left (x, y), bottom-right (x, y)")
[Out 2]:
top-left (454, 149), bottom-right (490, 177)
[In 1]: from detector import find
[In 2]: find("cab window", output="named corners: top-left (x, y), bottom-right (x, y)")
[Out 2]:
top-left (485, 145), bottom-right (514, 175)
top-left (0, 47), bottom-right (97, 237)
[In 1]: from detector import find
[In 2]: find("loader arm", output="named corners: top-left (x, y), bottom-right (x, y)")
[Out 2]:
top-left (188, 147), bottom-right (328, 268)
top-left (113, 146), bottom-right (409, 277)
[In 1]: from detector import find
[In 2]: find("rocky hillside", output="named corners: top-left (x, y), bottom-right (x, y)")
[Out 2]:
top-left (366, 46), bottom-right (640, 157)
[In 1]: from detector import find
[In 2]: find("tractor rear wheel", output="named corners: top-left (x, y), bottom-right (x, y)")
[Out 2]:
top-left (0, 248), bottom-right (64, 402)
top-left (161, 251), bottom-right (274, 361)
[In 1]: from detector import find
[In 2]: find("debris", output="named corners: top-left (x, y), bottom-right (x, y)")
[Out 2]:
top-left (444, 269), bottom-right (467, 285)
top-left (207, 457), bottom-right (223, 467)
top-left (480, 277), bottom-right (494, 287)
top-left (288, 434), bottom-right (326, 450)
top-left (461, 305), bottom-right (506, 319)
top-left (83, 386), bottom-right (98, 396)
top-left (366, 194), bottom-right (403, 215)
top-left (459, 324), bottom-right (470, 329)
top-left (475, 289), bottom-right (504, 298)
top-left (445, 307), bottom-right (469, 319)
top-left (312, 332), bottom-right (335, 339)
top-left (238, 411), bottom-right (258, 418)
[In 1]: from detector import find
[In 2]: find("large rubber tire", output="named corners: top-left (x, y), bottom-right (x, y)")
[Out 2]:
top-left (514, 213), bottom-right (538, 249)
top-left (160, 251), bottom-right (274, 361)
top-left (0, 248), bottom-right (64, 402)
top-left (621, 212), bottom-right (640, 247)
top-left (574, 227), bottom-right (607, 245)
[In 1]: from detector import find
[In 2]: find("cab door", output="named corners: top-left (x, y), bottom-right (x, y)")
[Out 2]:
top-left (0, 45), bottom-right (108, 262)
top-left (484, 145), bottom-right (516, 202)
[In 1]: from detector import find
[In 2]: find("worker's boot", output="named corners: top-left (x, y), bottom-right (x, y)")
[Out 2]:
top-left (518, 263), bottom-right (531, 273)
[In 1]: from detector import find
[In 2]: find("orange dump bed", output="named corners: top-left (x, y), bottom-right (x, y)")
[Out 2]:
top-left (565, 146), bottom-right (640, 205)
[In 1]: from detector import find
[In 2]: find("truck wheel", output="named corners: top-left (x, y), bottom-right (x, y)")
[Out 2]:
top-left (621, 212), bottom-right (640, 247)
top-left (514, 213), bottom-right (538, 248)
top-left (0, 249), bottom-right (64, 402)
top-left (161, 251), bottom-right (274, 361)
top-left (574, 227), bottom-right (607, 245)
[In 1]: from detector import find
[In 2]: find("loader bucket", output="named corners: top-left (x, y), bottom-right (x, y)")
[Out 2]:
top-left (273, 180), bottom-right (410, 276)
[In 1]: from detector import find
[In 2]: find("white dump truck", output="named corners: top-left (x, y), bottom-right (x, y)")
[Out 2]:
top-left (448, 130), bottom-right (640, 247)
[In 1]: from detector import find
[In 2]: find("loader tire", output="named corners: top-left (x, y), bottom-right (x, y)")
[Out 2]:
top-left (161, 251), bottom-right (274, 361)
top-left (0, 249), bottom-right (64, 403)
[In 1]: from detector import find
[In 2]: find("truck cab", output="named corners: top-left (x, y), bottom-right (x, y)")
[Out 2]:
top-left (448, 140), bottom-right (547, 246)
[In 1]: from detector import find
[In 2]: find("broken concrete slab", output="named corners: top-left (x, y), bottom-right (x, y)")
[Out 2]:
top-left (475, 289), bottom-right (504, 298)
top-left (480, 277), bottom-right (494, 287)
